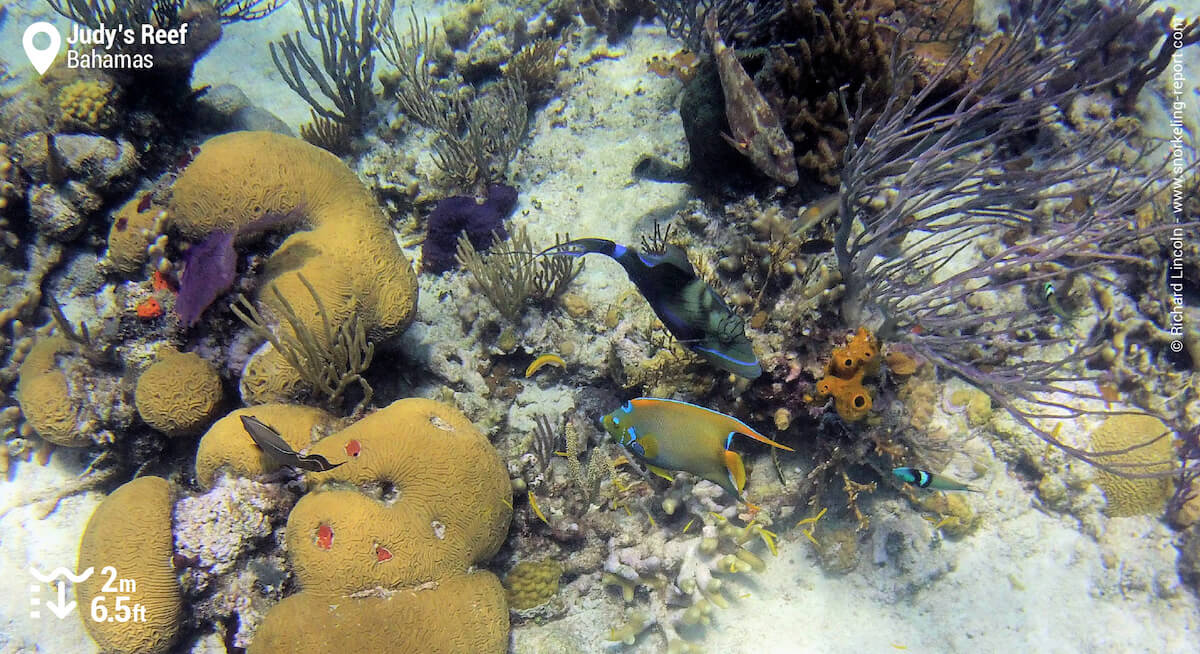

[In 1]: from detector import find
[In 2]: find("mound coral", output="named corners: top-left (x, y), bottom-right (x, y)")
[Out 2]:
top-left (248, 398), bottom-right (512, 653)
top-left (505, 559), bottom-right (564, 610)
top-left (1090, 414), bottom-right (1174, 516)
top-left (134, 348), bottom-right (223, 436)
top-left (194, 404), bottom-right (336, 488)
top-left (76, 476), bottom-right (182, 654)
top-left (816, 327), bottom-right (878, 422)
top-left (107, 131), bottom-right (419, 403)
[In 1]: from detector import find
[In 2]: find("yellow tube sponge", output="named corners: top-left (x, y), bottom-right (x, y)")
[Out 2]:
top-left (16, 337), bottom-right (89, 447)
top-left (135, 348), bottom-right (223, 436)
top-left (1091, 414), bottom-right (1174, 516)
top-left (76, 476), bottom-right (181, 654)
top-left (194, 404), bottom-right (336, 488)
top-left (249, 399), bottom-right (512, 653)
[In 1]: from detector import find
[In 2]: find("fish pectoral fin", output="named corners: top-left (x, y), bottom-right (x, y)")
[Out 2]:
top-left (720, 132), bottom-right (750, 154)
top-left (733, 429), bottom-right (795, 452)
top-left (647, 465), bottom-right (675, 482)
top-left (724, 449), bottom-right (746, 494)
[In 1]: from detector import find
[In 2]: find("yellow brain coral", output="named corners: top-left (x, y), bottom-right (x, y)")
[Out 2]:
top-left (106, 131), bottom-right (419, 404)
top-left (16, 337), bottom-right (89, 447)
top-left (1091, 414), bottom-right (1175, 516)
top-left (248, 398), bottom-right (512, 654)
top-left (76, 476), bottom-right (181, 654)
top-left (194, 404), bottom-right (336, 488)
top-left (135, 348), bottom-right (223, 436)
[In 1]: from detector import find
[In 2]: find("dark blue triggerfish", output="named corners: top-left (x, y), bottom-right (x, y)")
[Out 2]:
top-left (538, 238), bottom-right (762, 379)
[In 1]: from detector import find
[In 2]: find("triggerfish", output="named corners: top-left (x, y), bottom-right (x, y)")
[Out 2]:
top-left (892, 467), bottom-right (980, 492)
top-left (601, 398), bottom-right (794, 500)
top-left (538, 238), bottom-right (762, 379)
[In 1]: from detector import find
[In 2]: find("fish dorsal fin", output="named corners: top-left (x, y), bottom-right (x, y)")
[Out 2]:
top-left (728, 425), bottom-right (794, 452)
top-left (723, 449), bottom-right (746, 494)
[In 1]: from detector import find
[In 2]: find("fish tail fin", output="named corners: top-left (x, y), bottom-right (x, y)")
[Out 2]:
top-left (723, 449), bottom-right (746, 495)
top-left (535, 238), bottom-right (615, 259)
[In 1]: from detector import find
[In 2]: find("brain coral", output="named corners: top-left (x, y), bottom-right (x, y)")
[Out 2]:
top-left (1091, 414), bottom-right (1174, 517)
top-left (248, 398), bottom-right (512, 654)
top-left (76, 476), bottom-right (181, 654)
top-left (135, 348), bottom-right (223, 435)
top-left (194, 404), bottom-right (336, 488)
top-left (160, 131), bottom-right (418, 403)
top-left (16, 337), bottom-right (89, 447)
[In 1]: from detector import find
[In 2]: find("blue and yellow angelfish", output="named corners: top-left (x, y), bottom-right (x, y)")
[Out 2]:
top-left (601, 398), bottom-right (793, 500)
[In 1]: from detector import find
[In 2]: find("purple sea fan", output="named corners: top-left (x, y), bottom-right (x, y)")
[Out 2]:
top-left (421, 184), bottom-right (518, 274)
top-left (174, 208), bottom-right (304, 327)
top-left (176, 231), bottom-right (236, 328)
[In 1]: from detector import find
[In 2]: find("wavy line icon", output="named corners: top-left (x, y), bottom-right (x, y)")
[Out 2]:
top-left (29, 566), bottom-right (93, 583)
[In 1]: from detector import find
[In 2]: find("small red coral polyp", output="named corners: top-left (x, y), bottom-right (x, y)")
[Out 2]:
top-left (345, 439), bottom-right (361, 457)
top-left (316, 524), bottom-right (333, 550)
top-left (375, 545), bottom-right (392, 562)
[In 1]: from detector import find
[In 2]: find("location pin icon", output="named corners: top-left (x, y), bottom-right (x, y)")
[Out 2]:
top-left (23, 22), bottom-right (62, 76)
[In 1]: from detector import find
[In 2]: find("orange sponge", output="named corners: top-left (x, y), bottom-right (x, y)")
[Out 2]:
top-left (817, 327), bottom-right (878, 422)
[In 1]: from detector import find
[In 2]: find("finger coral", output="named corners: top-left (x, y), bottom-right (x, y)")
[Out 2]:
top-left (248, 398), bottom-right (512, 653)
top-left (57, 78), bottom-right (119, 132)
top-left (76, 476), bottom-right (182, 654)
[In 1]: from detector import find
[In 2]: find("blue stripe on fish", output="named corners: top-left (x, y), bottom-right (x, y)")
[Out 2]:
top-left (613, 244), bottom-right (628, 259)
top-left (692, 345), bottom-right (760, 368)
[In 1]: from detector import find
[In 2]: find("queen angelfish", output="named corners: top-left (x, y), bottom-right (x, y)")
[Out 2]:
top-left (539, 238), bottom-right (762, 379)
top-left (601, 398), bottom-right (793, 500)
top-left (892, 467), bottom-right (979, 492)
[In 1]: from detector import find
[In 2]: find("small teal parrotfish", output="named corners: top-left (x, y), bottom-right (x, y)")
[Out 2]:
top-left (892, 467), bottom-right (979, 492)
top-left (601, 398), bottom-right (794, 500)
top-left (538, 238), bottom-right (762, 379)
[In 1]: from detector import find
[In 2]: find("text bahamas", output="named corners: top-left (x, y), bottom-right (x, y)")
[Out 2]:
top-left (67, 50), bottom-right (153, 69)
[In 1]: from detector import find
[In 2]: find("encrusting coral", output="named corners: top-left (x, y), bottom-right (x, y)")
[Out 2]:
top-left (76, 476), bottom-right (182, 654)
top-left (248, 398), bottom-right (512, 653)
top-left (135, 347), bottom-right (223, 436)
top-left (505, 559), bottom-right (565, 610)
